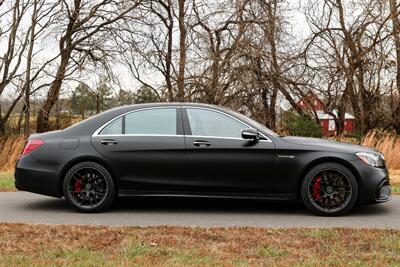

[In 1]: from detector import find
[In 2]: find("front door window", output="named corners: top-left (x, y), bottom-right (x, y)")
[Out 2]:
top-left (186, 108), bottom-right (247, 138)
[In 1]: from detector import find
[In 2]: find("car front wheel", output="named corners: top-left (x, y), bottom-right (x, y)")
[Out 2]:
top-left (63, 162), bottom-right (115, 213)
top-left (301, 162), bottom-right (358, 216)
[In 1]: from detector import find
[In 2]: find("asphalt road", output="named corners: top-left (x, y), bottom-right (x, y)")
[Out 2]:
top-left (0, 192), bottom-right (398, 228)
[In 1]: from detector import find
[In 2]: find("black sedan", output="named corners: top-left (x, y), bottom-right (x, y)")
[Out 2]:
top-left (15, 103), bottom-right (391, 215)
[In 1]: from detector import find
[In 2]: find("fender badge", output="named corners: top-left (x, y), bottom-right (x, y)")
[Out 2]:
top-left (278, 155), bottom-right (295, 159)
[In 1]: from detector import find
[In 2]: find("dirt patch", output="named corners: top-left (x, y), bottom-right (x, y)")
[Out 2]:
top-left (0, 189), bottom-right (17, 192)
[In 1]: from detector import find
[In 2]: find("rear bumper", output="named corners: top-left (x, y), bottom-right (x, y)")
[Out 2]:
top-left (15, 157), bottom-right (62, 198)
top-left (352, 160), bottom-right (391, 204)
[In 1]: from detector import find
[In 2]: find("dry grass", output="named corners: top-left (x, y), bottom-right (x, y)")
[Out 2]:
top-left (0, 223), bottom-right (399, 266)
top-left (0, 135), bottom-right (25, 172)
top-left (332, 130), bottom-right (400, 170)
top-left (0, 115), bottom-right (81, 172)
top-left (391, 169), bottom-right (400, 183)
top-left (361, 130), bottom-right (400, 170)
top-left (5, 114), bottom-right (81, 134)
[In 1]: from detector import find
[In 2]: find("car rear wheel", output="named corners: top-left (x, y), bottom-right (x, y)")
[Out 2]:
top-left (63, 162), bottom-right (115, 213)
top-left (301, 162), bottom-right (358, 216)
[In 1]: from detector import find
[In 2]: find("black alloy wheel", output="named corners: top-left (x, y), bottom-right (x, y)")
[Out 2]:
top-left (301, 163), bottom-right (358, 216)
top-left (63, 162), bottom-right (115, 212)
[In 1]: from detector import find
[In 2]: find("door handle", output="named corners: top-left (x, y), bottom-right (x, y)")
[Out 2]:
top-left (193, 140), bottom-right (210, 147)
top-left (101, 139), bottom-right (118, 145)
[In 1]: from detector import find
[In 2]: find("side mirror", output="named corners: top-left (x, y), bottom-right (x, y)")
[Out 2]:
top-left (242, 128), bottom-right (259, 140)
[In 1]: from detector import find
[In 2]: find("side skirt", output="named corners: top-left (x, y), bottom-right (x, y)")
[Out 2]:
top-left (118, 190), bottom-right (297, 201)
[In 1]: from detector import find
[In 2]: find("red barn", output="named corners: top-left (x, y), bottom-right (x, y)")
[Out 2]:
top-left (296, 91), bottom-right (355, 136)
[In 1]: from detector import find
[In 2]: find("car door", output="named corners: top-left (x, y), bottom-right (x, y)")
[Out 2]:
top-left (91, 107), bottom-right (187, 192)
top-left (183, 107), bottom-right (277, 194)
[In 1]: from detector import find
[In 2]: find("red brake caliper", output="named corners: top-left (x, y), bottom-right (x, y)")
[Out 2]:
top-left (74, 177), bottom-right (82, 192)
top-left (312, 176), bottom-right (321, 200)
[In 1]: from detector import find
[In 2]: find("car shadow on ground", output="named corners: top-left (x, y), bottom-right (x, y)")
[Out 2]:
top-left (24, 195), bottom-right (392, 217)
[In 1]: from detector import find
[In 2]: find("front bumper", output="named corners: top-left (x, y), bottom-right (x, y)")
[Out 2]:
top-left (351, 159), bottom-right (391, 204)
top-left (375, 180), bottom-right (391, 203)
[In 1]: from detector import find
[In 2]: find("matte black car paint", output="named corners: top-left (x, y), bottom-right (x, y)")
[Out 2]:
top-left (15, 103), bottom-right (390, 206)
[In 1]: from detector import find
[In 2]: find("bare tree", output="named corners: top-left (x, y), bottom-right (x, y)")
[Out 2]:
top-left (114, 0), bottom-right (190, 102)
top-left (1, 0), bottom-right (400, 137)
top-left (36, 0), bottom-right (143, 132)
top-left (188, 0), bottom-right (249, 104)
top-left (114, 0), bottom-right (173, 101)
top-left (302, 0), bottom-right (394, 135)
top-left (0, 0), bottom-right (30, 133)
top-left (18, 0), bottom-right (61, 136)
top-left (226, 0), bottom-right (307, 129)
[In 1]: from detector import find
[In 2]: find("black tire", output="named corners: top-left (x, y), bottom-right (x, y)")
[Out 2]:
top-left (300, 162), bottom-right (358, 216)
top-left (63, 162), bottom-right (115, 213)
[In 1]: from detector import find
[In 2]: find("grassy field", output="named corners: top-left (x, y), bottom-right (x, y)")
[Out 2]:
top-left (2, 171), bottom-right (399, 193)
top-left (392, 170), bottom-right (400, 194)
top-left (0, 223), bottom-right (399, 266)
top-left (0, 172), bottom-right (15, 191)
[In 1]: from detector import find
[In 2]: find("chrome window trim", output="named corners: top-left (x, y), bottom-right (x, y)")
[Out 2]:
top-left (92, 106), bottom-right (179, 137)
top-left (92, 105), bottom-right (272, 143)
top-left (188, 135), bottom-right (272, 142)
top-left (95, 133), bottom-right (270, 142)
top-left (184, 106), bottom-right (271, 142)
top-left (94, 134), bottom-right (184, 137)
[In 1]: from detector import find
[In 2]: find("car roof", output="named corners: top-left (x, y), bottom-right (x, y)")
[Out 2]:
top-left (112, 102), bottom-right (226, 110)
top-left (104, 102), bottom-right (240, 117)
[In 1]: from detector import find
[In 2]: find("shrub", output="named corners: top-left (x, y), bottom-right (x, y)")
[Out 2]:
top-left (283, 110), bottom-right (322, 137)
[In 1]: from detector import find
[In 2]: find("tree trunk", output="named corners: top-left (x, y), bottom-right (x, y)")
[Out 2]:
top-left (0, 103), bottom-right (3, 134)
top-left (0, 92), bottom-right (23, 134)
top-left (96, 93), bottom-right (100, 114)
top-left (36, 50), bottom-right (71, 132)
top-left (23, 35), bottom-right (34, 135)
top-left (176, 0), bottom-right (186, 102)
top-left (265, 1), bottom-right (281, 129)
top-left (23, 0), bottom-right (39, 136)
top-left (335, 79), bottom-right (351, 135)
top-left (24, 83), bottom-right (31, 136)
top-left (17, 104), bottom-right (26, 135)
top-left (207, 33), bottom-right (221, 104)
top-left (37, 0), bottom-right (79, 133)
top-left (166, 0), bottom-right (174, 102)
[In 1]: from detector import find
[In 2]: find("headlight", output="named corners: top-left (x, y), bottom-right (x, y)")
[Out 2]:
top-left (355, 152), bottom-right (385, 168)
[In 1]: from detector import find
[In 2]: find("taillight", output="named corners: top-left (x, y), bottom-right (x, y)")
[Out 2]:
top-left (21, 139), bottom-right (44, 157)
